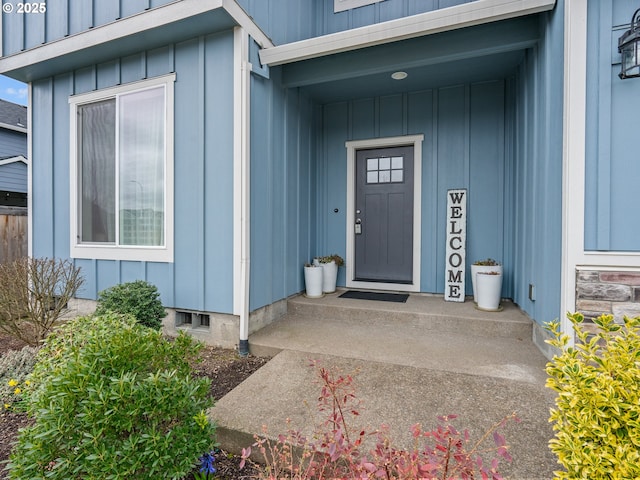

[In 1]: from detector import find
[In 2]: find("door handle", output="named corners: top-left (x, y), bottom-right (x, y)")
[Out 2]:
top-left (355, 218), bottom-right (362, 235)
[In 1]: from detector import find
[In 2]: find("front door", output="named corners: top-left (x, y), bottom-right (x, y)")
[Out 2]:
top-left (354, 146), bottom-right (414, 283)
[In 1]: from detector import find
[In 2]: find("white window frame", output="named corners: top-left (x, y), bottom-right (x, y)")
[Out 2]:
top-left (69, 74), bottom-right (175, 262)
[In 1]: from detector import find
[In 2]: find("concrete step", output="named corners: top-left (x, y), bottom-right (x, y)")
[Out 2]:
top-left (211, 292), bottom-right (556, 479)
top-left (248, 292), bottom-right (545, 384)
top-left (286, 292), bottom-right (533, 339)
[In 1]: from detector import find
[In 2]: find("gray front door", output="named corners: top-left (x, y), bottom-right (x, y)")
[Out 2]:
top-left (354, 146), bottom-right (414, 283)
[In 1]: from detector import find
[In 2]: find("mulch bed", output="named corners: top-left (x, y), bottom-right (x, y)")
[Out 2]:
top-left (0, 332), bottom-right (268, 479)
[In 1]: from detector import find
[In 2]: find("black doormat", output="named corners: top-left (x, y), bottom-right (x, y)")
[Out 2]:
top-left (338, 290), bottom-right (409, 303)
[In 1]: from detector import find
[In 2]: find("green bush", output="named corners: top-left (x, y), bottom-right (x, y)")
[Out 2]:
top-left (7, 313), bottom-right (216, 480)
top-left (546, 313), bottom-right (640, 480)
top-left (95, 280), bottom-right (166, 330)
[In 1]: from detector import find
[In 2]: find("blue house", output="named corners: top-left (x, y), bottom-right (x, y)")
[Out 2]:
top-left (0, 0), bottom-right (638, 356)
top-left (0, 98), bottom-right (28, 206)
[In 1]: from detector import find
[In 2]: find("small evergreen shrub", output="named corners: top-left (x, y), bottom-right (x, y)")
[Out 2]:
top-left (546, 313), bottom-right (640, 479)
top-left (7, 313), bottom-right (216, 480)
top-left (95, 280), bottom-right (166, 330)
top-left (0, 346), bottom-right (38, 408)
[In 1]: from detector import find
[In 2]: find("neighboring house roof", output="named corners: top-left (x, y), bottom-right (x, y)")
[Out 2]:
top-left (0, 99), bottom-right (27, 132)
top-left (0, 154), bottom-right (28, 165)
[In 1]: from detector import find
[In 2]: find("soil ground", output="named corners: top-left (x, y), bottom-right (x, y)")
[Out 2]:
top-left (0, 332), bottom-right (268, 479)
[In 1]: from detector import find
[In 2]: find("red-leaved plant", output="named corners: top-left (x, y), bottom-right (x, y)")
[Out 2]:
top-left (240, 362), bottom-right (517, 479)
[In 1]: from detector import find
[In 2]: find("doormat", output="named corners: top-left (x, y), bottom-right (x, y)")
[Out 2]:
top-left (339, 290), bottom-right (409, 303)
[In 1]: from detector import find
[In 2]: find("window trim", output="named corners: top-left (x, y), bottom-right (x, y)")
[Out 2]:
top-left (69, 74), bottom-right (175, 262)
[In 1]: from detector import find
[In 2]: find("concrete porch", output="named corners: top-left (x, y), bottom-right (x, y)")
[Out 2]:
top-left (211, 291), bottom-right (559, 479)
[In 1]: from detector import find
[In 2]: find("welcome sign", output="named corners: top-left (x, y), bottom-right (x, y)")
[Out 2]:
top-left (444, 189), bottom-right (467, 302)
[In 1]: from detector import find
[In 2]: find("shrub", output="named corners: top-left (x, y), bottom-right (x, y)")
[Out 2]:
top-left (7, 313), bottom-right (216, 480)
top-left (241, 363), bottom-right (515, 479)
top-left (546, 313), bottom-right (640, 479)
top-left (95, 280), bottom-right (166, 330)
top-left (0, 346), bottom-right (38, 408)
top-left (0, 257), bottom-right (84, 345)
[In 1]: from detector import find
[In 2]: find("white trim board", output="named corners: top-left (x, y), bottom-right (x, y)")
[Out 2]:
top-left (561, 0), bottom-right (587, 342)
top-left (345, 135), bottom-right (423, 293)
top-left (0, 155), bottom-right (28, 166)
top-left (0, 0), bottom-right (273, 78)
top-left (260, 0), bottom-right (556, 66)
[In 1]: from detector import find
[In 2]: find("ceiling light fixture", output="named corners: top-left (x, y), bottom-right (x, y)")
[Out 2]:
top-left (391, 71), bottom-right (408, 80)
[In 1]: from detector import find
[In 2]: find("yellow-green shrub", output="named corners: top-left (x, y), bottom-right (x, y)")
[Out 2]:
top-left (546, 313), bottom-right (640, 480)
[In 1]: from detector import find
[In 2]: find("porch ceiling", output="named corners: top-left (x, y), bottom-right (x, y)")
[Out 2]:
top-left (280, 16), bottom-right (538, 103)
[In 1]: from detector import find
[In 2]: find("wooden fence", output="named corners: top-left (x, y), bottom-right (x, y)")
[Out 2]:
top-left (0, 207), bottom-right (27, 264)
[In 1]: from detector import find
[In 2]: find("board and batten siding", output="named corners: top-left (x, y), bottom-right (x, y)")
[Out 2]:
top-left (585, 0), bottom-right (640, 252)
top-left (1, 0), bottom-right (175, 57)
top-left (31, 31), bottom-right (236, 314)
top-left (237, 0), bottom-right (476, 46)
top-left (510, 5), bottom-right (563, 329)
top-left (319, 81), bottom-right (509, 297)
top-left (249, 68), bottom-right (318, 312)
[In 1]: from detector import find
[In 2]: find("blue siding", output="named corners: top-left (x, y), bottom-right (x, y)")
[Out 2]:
top-left (31, 31), bottom-right (235, 314)
top-left (2, 0), bottom-right (174, 56)
top-left (585, 0), bottom-right (640, 251)
top-left (249, 68), bottom-right (317, 312)
top-left (0, 129), bottom-right (27, 158)
top-left (509, 4), bottom-right (564, 327)
top-left (0, 161), bottom-right (27, 192)
top-left (238, 0), bottom-right (477, 46)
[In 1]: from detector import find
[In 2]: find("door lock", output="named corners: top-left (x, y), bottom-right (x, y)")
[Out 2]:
top-left (355, 218), bottom-right (362, 235)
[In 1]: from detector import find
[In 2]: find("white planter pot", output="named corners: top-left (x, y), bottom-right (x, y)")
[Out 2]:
top-left (471, 264), bottom-right (503, 303)
top-left (476, 272), bottom-right (503, 311)
top-left (304, 266), bottom-right (324, 298)
top-left (321, 260), bottom-right (338, 293)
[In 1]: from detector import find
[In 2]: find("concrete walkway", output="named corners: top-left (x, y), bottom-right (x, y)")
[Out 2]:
top-left (211, 292), bottom-right (559, 479)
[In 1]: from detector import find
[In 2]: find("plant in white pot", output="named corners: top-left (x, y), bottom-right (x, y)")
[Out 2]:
top-left (319, 254), bottom-right (344, 294)
top-left (303, 262), bottom-right (324, 298)
top-left (476, 270), bottom-right (503, 311)
top-left (471, 258), bottom-right (502, 303)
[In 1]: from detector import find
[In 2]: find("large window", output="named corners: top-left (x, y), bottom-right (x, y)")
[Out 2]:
top-left (70, 75), bottom-right (174, 262)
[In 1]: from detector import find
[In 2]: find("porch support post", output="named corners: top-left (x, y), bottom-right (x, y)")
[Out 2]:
top-left (234, 26), bottom-right (251, 356)
top-left (561, 0), bottom-right (587, 344)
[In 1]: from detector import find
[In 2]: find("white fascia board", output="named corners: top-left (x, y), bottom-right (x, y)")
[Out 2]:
top-left (0, 123), bottom-right (27, 134)
top-left (223, 0), bottom-right (274, 48)
top-left (260, 0), bottom-right (556, 66)
top-left (0, 155), bottom-right (28, 166)
top-left (0, 0), bottom-right (273, 75)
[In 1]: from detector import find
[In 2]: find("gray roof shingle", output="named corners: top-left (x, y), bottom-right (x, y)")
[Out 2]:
top-left (0, 99), bottom-right (27, 129)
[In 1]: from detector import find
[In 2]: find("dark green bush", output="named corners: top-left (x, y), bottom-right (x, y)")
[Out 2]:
top-left (7, 313), bottom-right (215, 480)
top-left (95, 280), bottom-right (166, 330)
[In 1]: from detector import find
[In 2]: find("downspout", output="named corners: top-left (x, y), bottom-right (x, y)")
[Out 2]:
top-left (234, 27), bottom-right (251, 356)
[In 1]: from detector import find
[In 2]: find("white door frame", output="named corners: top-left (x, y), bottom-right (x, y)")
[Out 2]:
top-left (345, 135), bottom-right (423, 292)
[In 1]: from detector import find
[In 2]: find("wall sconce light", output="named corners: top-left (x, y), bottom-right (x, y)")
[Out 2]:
top-left (619, 8), bottom-right (640, 79)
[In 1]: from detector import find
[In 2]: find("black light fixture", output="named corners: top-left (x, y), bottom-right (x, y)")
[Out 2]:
top-left (619, 8), bottom-right (640, 79)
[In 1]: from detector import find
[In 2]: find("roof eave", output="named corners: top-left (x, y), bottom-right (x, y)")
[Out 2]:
top-left (259, 0), bottom-right (556, 67)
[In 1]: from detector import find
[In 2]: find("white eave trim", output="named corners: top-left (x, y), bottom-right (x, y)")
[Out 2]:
top-left (0, 122), bottom-right (27, 134)
top-left (0, 0), bottom-right (273, 76)
top-left (260, 0), bottom-right (555, 66)
top-left (0, 155), bottom-right (28, 166)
